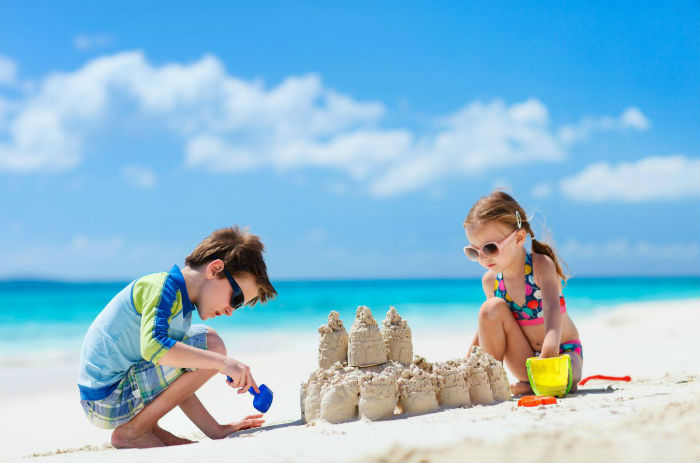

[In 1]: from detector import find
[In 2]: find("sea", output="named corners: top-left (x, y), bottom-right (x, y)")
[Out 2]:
top-left (0, 276), bottom-right (698, 363)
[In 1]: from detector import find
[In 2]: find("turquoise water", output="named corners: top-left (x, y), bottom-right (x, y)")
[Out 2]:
top-left (0, 277), bottom-right (698, 353)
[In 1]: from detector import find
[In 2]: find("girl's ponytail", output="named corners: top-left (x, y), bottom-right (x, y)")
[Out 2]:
top-left (524, 225), bottom-right (569, 286)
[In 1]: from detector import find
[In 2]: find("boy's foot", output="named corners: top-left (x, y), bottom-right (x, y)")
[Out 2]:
top-left (111, 425), bottom-right (165, 449)
top-left (510, 381), bottom-right (533, 396)
top-left (153, 424), bottom-right (196, 446)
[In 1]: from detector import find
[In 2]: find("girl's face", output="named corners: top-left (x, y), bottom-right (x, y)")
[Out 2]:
top-left (464, 221), bottom-right (526, 272)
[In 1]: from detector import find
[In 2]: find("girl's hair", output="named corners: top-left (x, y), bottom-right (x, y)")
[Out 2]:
top-left (185, 226), bottom-right (277, 306)
top-left (463, 190), bottom-right (568, 283)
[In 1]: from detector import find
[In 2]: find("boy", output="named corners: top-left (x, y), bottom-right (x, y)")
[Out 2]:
top-left (78, 226), bottom-right (277, 449)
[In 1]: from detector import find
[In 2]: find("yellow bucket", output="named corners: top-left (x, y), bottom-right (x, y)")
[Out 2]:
top-left (526, 354), bottom-right (573, 397)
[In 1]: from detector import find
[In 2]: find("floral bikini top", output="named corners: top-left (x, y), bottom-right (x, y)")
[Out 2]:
top-left (493, 252), bottom-right (567, 326)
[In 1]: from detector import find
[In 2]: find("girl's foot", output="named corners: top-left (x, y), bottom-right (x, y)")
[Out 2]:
top-left (153, 424), bottom-right (196, 446)
top-left (510, 381), bottom-right (533, 396)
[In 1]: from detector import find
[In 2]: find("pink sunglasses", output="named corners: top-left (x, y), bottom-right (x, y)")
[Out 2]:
top-left (463, 229), bottom-right (518, 262)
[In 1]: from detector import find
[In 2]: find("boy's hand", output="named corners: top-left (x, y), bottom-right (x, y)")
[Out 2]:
top-left (209, 414), bottom-right (265, 439)
top-left (222, 357), bottom-right (260, 394)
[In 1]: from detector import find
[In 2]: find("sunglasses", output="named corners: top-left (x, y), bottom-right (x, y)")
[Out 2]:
top-left (463, 229), bottom-right (518, 262)
top-left (223, 269), bottom-right (245, 309)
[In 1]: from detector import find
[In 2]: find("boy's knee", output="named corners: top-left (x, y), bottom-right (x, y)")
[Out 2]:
top-left (479, 297), bottom-right (509, 322)
top-left (206, 327), bottom-right (227, 356)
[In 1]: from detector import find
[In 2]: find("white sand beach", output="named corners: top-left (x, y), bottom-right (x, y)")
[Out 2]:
top-left (1, 299), bottom-right (698, 462)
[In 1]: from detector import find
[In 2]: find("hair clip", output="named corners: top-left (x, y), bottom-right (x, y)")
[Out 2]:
top-left (516, 211), bottom-right (522, 229)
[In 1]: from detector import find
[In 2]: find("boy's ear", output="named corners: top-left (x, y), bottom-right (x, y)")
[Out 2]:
top-left (206, 259), bottom-right (225, 278)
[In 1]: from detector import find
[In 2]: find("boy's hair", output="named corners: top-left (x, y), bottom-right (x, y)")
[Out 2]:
top-left (464, 190), bottom-right (569, 284)
top-left (185, 226), bottom-right (277, 306)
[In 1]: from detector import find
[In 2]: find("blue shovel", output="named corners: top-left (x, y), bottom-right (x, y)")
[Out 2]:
top-left (227, 377), bottom-right (274, 413)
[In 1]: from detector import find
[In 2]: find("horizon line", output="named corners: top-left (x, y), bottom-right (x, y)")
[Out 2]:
top-left (1, 274), bottom-right (699, 285)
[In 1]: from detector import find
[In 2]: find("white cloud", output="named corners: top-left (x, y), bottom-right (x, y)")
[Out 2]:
top-left (0, 235), bottom-right (125, 279)
top-left (532, 182), bottom-right (553, 199)
top-left (619, 107), bottom-right (650, 130)
top-left (561, 238), bottom-right (699, 261)
top-left (0, 52), bottom-right (385, 174)
top-left (560, 155), bottom-right (700, 202)
top-left (0, 54), bottom-right (17, 86)
top-left (370, 99), bottom-right (565, 196)
top-left (121, 165), bottom-right (156, 189)
top-left (74, 34), bottom-right (114, 51)
top-left (0, 51), bottom-right (658, 197)
top-left (558, 106), bottom-right (650, 145)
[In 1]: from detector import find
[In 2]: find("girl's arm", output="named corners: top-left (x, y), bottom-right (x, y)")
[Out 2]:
top-left (534, 254), bottom-right (563, 358)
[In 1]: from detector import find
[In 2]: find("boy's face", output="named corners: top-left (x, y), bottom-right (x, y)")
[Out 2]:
top-left (196, 261), bottom-right (260, 321)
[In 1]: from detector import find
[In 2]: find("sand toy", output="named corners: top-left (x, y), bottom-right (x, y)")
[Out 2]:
top-left (526, 354), bottom-right (572, 397)
top-left (517, 395), bottom-right (557, 407)
top-left (227, 379), bottom-right (274, 413)
top-left (579, 375), bottom-right (631, 386)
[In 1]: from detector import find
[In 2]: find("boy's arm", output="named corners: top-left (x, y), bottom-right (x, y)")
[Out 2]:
top-left (159, 342), bottom-right (258, 393)
top-left (178, 392), bottom-right (264, 439)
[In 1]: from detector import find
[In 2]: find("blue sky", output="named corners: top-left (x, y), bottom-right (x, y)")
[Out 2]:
top-left (0, 1), bottom-right (698, 280)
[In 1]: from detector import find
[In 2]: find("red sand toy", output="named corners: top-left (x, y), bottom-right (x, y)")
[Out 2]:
top-left (578, 375), bottom-right (631, 386)
top-left (517, 395), bottom-right (558, 407)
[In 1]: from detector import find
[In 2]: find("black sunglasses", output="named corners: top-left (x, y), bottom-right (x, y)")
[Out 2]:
top-left (223, 269), bottom-right (245, 309)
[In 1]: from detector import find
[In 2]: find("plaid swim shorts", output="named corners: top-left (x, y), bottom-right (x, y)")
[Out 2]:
top-left (80, 324), bottom-right (209, 429)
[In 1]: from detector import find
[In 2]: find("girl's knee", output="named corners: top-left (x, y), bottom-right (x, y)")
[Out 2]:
top-left (479, 297), bottom-right (509, 322)
top-left (206, 327), bottom-right (227, 356)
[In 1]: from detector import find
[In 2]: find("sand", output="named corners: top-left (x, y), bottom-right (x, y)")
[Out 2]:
top-left (1, 298), bottom-right (699, 463)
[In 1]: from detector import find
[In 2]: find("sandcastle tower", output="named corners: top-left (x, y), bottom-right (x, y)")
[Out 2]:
top-left (358, 371), bottom-right (399, 421)
top-left (381, 306), bottom-right (413, 365)
top-left (465, 364), bottom-right (494, 405)
top-left (434, 361), bottom-right (471, 408)
top-left (302, 370), bottom-right (324, 422)
top-left (319, 369), bottom-right (360, 424)
top-left (348, 306), bottom-right (387, 367)
top-left (318, 311), bottom-right (349, 369)
top-left (466, 346), bottom-right (511, 402)
top-left (397, 363), bottom-right (439, 415)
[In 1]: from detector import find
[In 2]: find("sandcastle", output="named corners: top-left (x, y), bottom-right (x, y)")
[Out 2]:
top-left (301, 306), bottom-right (512, 424)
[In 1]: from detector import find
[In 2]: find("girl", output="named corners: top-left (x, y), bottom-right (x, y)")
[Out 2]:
top-left (463, 191), bottom-right (582, 395)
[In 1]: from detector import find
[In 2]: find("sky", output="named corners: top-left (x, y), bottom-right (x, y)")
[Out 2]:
top-left (0, 1), bottom-right (698, 280)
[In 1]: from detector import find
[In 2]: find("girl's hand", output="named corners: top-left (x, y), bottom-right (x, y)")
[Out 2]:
top-left (221, 357), bottom-right (259, 394)
top-left (538, 343), bottom-right (560, 358)
top-left (209, 414), bottom-right (265, 439)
